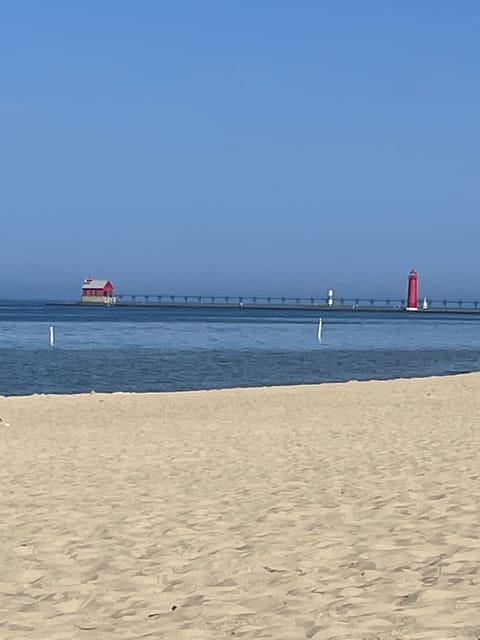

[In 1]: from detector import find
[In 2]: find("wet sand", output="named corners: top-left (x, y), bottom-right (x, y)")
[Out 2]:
top-left (1, 374), bottom-right (480, 639)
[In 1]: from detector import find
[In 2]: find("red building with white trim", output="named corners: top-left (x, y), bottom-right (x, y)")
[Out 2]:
top-left (81, 277), bottom-right (116, 304)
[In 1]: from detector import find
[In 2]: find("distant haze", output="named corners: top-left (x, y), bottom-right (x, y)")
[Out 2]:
top-left (1, 2), bottom-right (480, 300)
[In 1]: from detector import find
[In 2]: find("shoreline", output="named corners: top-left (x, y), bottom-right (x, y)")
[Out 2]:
top-left (1, 368), bottom-right (478, 400)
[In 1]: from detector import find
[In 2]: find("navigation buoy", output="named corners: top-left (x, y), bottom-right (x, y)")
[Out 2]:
top-left (49, 326), bottom-right (55, 346)
top-left (406, 270), bottom-right (418, 311)
top-left (317, 318), bottom-right (323, 342)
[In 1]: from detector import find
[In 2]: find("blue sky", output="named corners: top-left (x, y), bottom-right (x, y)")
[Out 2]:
top-left (1, 1), bottom-right (479, 299)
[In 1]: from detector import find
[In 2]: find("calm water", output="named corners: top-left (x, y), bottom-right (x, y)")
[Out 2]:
top-left (1, 301), bottom-right (480, 395)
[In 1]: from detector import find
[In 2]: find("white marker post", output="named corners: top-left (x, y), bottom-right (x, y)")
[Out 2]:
top-left (327, 289), bottom-right (334, 307)
top-left (317, 318), bottom-right (323, 342)
top-left (49, 325), bottom-right (55, 347)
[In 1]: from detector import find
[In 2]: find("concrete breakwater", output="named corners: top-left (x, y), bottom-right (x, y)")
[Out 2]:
top-left (48, 296), bottom-right (480, 314)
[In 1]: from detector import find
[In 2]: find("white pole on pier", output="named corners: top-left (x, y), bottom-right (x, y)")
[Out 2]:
top-left (49, 325), bottom-right (55, 347)
top-left (317, 318), bottom-right (323, 342)
top-left (327, 289), bottom-right (334, 307)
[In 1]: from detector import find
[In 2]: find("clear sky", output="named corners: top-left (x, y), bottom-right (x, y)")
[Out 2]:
top-left (1, 1), bottom-right (479, 300)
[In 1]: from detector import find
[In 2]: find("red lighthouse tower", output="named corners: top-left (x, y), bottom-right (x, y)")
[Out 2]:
top-left (406, 269), bottom-right (418, 311)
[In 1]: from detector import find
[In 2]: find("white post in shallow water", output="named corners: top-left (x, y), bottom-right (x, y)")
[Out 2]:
top-left (317, 318), bottom-right (323, 342)
top-left (49, 326), bottom-right (55, 347)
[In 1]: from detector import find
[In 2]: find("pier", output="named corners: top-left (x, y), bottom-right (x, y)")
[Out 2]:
top-left (47, 271), bottom-right (480, 314)
top-left (71, 294), bottom-right (480, 313)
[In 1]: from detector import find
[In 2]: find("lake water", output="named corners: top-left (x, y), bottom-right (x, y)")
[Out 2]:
top-left (1, 301), bottom-right (480, 395)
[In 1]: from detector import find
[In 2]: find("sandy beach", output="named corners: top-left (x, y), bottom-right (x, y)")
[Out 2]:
top-left (1, 374), bottom-right (480, 639)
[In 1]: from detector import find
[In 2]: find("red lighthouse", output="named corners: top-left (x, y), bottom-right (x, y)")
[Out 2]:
top-left (406, 269), bottom-right (418, 311)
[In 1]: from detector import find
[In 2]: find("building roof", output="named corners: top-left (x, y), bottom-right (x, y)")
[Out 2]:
top-left (82, 279), bottom-right (113, 290)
